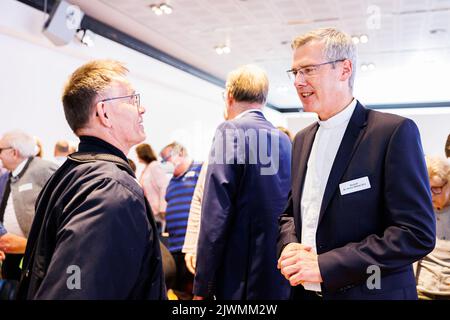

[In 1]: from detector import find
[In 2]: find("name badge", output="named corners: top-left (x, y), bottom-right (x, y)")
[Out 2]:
top-left (339, 176), bottom-right (371, 195)
top-left (18, 183), bottom-right (33, 192)
top-left (185, 171), bottom-right (196, 178)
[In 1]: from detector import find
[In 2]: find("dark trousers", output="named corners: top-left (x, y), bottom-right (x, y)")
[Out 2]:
top-left (171, 251), bottom-right (194, 299)
top-left (1, 254), bottom-right (23, 281)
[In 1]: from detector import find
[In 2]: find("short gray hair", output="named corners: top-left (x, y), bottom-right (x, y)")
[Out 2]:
top-left (292, 27), bottom-right (357, 91)
top-left (1, 130), bottom-right (38, 157)
top-left (226, 65), bottom-right (269, 104)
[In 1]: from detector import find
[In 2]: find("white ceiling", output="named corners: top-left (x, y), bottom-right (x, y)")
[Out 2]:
top-left (69, 0), bottom-right (450, 109)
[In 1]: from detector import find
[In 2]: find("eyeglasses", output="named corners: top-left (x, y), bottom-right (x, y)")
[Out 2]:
top-left (160, 153), bottom-right (172, 164)
top-left (431, 180), bottom-right (448, 195)
top-left (0, 147), bottom-right (13, 153)
top-left (98, 93), bottom-right (141, 112)
top-left (286, 59), bottom-right (346, 82)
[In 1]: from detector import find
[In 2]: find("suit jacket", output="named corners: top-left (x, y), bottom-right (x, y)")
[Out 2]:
top-left (194, 111), bottom-right (292, 299)
top-left (278, 101), bottom-right (436, 300)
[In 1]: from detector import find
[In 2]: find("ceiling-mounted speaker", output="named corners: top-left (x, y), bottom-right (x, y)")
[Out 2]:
top-left (43, 0), bottom-right (84, 46)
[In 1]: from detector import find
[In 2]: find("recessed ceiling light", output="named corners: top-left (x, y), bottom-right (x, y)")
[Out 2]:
top-left (368, 63), bottom-right (375, 70)
top-left (351, 36), bottom-right (360, 44)
top-left (215, 46), bottom-right (224, 55)
top-left (361, 64), bottom-right (368, 72)
top-left (160, 3), bottom-right (172, 14)
top-left (360, 34), bottom-right (369, 43)
top-left (214, 45), bottom-right (231, 55)
top-left (150, 3), bottom-right (172, 16)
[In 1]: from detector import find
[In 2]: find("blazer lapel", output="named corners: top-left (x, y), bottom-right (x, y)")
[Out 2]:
top-left (317, 102), bottom-right (369, 226)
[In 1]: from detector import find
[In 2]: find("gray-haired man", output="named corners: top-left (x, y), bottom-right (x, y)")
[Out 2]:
top-left (0, 130), bottom-right (58, 282)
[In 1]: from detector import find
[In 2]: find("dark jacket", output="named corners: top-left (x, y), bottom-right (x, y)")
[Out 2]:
top-left (17, 136), bottom-right (166, 300)
top-left (278, 102), bottom-right (436, 300)
top-left (194, 111), bottom-right (292, 299)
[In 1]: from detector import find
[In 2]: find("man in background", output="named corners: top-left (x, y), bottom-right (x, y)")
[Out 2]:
top-left (0, 130), bottom-right (57, 283)
top-left (194, 65), bottom-right (292, 300)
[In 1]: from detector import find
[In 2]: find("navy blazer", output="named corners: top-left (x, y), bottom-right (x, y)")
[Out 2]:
top-left (278, 102), bottom-right (436, 300)
top-left (194, 111), bottom-right (292, 299)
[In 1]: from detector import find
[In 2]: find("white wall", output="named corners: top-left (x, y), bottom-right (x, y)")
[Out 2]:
top-left (286, 107), bottom-right (450, 157)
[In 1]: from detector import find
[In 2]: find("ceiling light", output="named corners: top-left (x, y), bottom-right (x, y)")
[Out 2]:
top-left (150, 3), bottom-right (172, 16)
top-left (150, 5), bottom-right (163, 15)
top-left (360, 34), bottom-right (369, 43)
top-left (368, 63), bottom-right (375, 70)
top-left (214, 45), bottom-right (231, 55)
top-left (361, 64), bottom-right (368, 72)
top-left (352, 34), bottom-right (369, 44)
top-left (160, 3), bottom-right (172, 14)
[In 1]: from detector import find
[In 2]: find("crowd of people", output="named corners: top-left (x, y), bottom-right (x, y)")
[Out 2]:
top-left (0, 27), bottom-right (449, 300)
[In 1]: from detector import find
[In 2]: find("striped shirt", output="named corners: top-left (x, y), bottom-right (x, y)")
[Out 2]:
top-left (165, 162), bottom-right (202, 253)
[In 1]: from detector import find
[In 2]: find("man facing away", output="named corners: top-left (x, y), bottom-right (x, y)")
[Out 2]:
top-left (194, 65), bottom-right (292, 300)
top-left (277, 28), bottom-right (435, 300)
top-left (17, 60), bottom-right (166, 300)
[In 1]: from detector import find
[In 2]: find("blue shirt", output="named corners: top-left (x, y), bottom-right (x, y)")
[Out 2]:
top-left (165, 162), bottom-right (202, 252)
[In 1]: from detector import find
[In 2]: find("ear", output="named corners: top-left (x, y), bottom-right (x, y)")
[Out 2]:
top-left (95, 102), bottom-right (112, 128)
top-left (340, 59), bottom-right (353, 82)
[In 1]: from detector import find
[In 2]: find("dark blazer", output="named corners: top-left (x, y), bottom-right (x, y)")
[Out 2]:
top-left (194, 111), bottom-right (292, 299)
top-left (278, 102), bottom-right (436, 300)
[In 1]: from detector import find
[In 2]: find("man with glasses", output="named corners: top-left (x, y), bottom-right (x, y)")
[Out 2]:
top-left (0, 130), bottom-right (58, 286)
top-left (159, 142), bottom-right (202, 299)
top-left (277, 28), bottom-right (435, 300)
top-left (17, 60), bottom-right (166, 300)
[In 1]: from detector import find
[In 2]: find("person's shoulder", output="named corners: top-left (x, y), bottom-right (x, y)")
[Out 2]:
top-left (73, 160), bottom-right (143, 198)
top-left (366, 108), bottom-right (416, 133)
top-left (30, 157), bottom-right (59, 172)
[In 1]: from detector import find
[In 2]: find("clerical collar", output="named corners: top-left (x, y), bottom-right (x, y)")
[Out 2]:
top-left (318, 98), bottom-right (356, 129)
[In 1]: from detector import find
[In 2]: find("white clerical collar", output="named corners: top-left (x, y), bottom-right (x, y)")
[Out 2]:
top-left (234, 108), bottom-right (263, 120)
top-left (318, 98), bottom-right (357, 129)
top-left (12, 158), bottom-right (29, 177)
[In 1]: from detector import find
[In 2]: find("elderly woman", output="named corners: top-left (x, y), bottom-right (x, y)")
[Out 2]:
top-left (416, 155), bottom-right (450, 299)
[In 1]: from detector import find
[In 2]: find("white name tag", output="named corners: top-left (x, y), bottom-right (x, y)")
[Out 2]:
top-left (185, 171), bottom-right (196, 178)
top-left (18, 183), bottom-right (33, 192)
top-left (339, 176), bottom-right (371, 195)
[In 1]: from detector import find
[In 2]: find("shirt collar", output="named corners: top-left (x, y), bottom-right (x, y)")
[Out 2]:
top-left (318, 98), bottom-right (356, 129)
top-left (12, 158), bottom-right (29, 177)
top-left (234, 108), bottom-right (263, 120)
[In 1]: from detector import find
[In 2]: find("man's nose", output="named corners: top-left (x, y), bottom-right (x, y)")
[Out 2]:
top-left (294, 72), bottom-right (307, 87)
